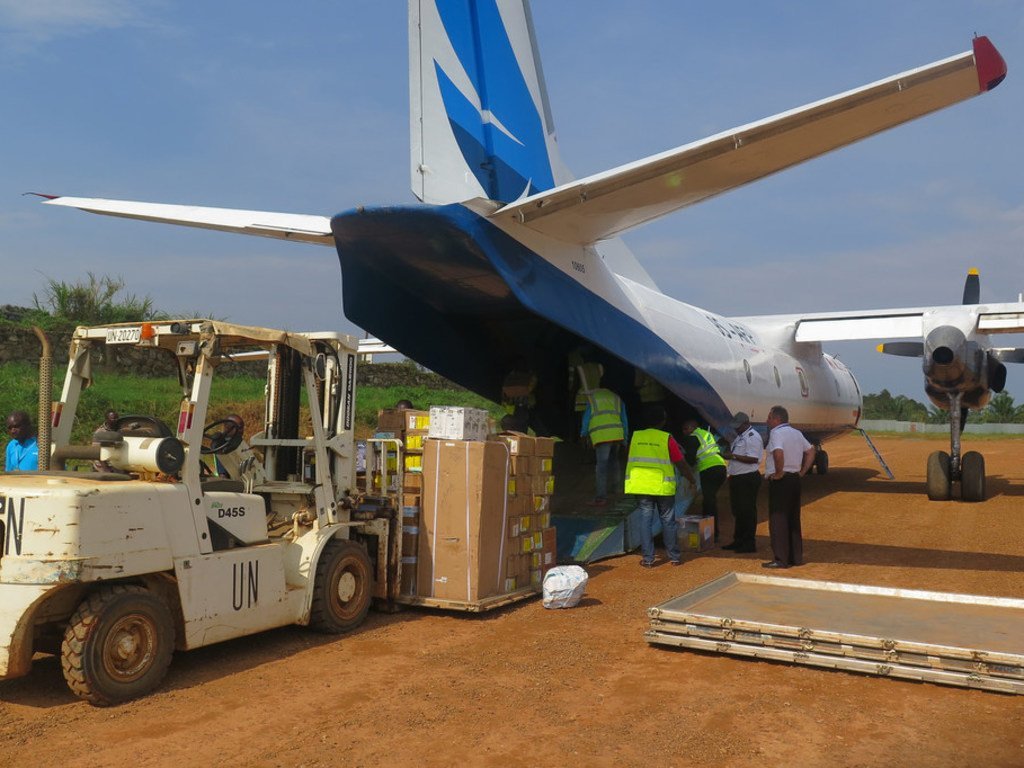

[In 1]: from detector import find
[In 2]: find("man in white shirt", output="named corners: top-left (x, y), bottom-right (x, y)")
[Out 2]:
top-left (762, 405), bottom-right (816, 569)
top-left (720, 412), bottom-right (763, 553)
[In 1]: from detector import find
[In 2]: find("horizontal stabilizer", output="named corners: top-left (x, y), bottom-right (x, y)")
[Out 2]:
top-left (879, 341), bottom-right (924, 357)
top-left (493, 37), bottom-right (1005, 244)
top-left (38, 196), bottom-right (334, 246)
top-left (991, 348), bottom-right (1024, 365)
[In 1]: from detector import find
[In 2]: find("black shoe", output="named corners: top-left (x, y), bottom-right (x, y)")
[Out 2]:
top-left (762, 561), bottom-right (789, 569)
top-left (789, 561), bottom-right (804, 567)
top-left (640, 559), bottom-right (656, 569)
top-left (734, 546), bottom-right (757, 554)
top-left (669, 560), bottom-right (682, 567)
top-left (721, 542), bottom-right (739, 550)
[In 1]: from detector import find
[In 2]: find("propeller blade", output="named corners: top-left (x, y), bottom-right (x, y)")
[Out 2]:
top-left (962, 267), bottom-right (980, 305)
top-left (877, 341), bottom-right (924, 357)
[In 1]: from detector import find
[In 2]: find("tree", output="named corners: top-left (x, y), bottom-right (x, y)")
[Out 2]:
top-left (980, 392), bottom-right (1023, 424)
top-left (32, 273), bottom-right (160, 326)
top-left (862, 389), bottom-right (929, 421)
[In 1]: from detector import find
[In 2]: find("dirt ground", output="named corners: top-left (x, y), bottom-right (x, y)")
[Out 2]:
top-left (3, 433), bottom-right (1024, 767)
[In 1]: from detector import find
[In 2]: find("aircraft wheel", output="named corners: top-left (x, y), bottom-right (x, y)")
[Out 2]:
top-left (961, 451), bottom-right (986, 503)
top-left (310, 539), bottom-right (373, 634)
top-left (814, 450), bottom-right (829, 475)
top-left (61, 585), bottom-right (175, 706)
top-left (926, 451), bottom-right (951, 501)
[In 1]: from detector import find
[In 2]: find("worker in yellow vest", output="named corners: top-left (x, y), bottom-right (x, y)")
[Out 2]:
top-left (580, 386), bottom-right (628, 506)
top-left (626, 405), bottom-right (696, 567)
top-left (681, 418), bottom-right (728, 542)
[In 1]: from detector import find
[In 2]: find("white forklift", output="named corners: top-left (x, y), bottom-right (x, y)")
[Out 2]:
top-left (0, 320), bottom-right (400, 705)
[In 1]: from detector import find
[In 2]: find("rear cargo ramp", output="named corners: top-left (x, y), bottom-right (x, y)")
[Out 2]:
top-left (646, 572), bottom-right (1024, 694)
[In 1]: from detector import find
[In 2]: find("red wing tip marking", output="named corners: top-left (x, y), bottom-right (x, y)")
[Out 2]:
top-left (24, 192), bottom-right (59, 200)
top-left (973, 36), bottom-right (1007, 92)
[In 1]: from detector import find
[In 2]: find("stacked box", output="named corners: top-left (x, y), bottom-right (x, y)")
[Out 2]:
top-left (376, 409), bottom-right (431, 486)
top-left (428, 406), bottom-right (490, 442)
top-left (413, 431), bottom-right (557, 602)
top-left (679, 515), bottom-right (715, 552)
top-left (400, 501), bottom-right (420, 596)
top-left (418, 438), bottom-right (512, 601)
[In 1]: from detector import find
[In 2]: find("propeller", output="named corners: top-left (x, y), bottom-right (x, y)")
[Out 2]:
top-left (962, 267), bottom-right (980, 305)
top-left (877, 341), bottom-right (923, 358)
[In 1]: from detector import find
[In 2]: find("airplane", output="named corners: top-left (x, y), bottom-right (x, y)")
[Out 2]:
top-left (37, 1), bottom-right (1021, 501)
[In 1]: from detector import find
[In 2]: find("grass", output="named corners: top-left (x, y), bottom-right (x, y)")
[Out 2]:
top-left (0, 363), bottom-right (501, 445)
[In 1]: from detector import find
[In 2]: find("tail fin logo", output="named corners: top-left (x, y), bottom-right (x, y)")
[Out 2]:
top-left (434, 0), bottom-right (555, 203)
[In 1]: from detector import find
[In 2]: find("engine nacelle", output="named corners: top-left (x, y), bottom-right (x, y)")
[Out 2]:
top-left (922, 324), bottom-right (998, 410)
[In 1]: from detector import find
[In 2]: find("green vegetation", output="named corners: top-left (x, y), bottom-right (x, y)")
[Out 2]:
top-left (22, 273), bottom-right (163, 330)
top-left (863, 389), bottom-right (1024, 424)
top-left (0, 362), bottom-right (500, 445)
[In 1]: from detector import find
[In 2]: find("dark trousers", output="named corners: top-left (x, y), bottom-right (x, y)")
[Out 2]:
top-left (768, 473), bottom-right (803, 565)
top-left (699, 464), bottom-right (727, 540)
top-left (728, 471), bottom-right (761, 548)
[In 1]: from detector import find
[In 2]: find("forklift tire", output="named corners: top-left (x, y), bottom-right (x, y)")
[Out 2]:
top-left (61, 585), bottom-right (175, 706)
top-left (310, 539), bottom-right (373, 634)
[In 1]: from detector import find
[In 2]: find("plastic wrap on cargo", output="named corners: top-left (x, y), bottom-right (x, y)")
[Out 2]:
top-left (542, 565), bottom-right (588, 609)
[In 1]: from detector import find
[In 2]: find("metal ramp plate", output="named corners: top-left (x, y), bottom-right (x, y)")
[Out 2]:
top-left (646, 572), bottom-right (1024, 694)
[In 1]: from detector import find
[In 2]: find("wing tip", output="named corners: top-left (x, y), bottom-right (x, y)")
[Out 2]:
top-left (23, 192), bottom-right (60, 201)
top-left (973, 35), bottom-right (1007, 92)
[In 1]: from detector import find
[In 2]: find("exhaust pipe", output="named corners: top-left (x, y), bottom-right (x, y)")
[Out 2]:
top-left (31, 326), bottom-right (52, 471)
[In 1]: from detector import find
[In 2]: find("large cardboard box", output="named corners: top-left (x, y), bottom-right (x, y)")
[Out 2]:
top-left (377, 408), bottom-right (407, 433)
top-left (679, 515), bottom-right (715, 552)
top-left (406, 410), bottom-right (431, 432)
top-left (418, 439), bottom-right (513, 601)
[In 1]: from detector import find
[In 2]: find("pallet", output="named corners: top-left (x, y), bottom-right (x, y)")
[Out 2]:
top-left (395, 586), bottom-right (539, 613)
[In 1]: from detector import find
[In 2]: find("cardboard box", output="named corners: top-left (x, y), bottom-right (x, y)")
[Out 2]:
top-left (404, 429), bottom-right (429, 452)
top-left (531, 473), bottom-right (555, 496)
top-left (428, 406), bottom-right (490, 442)
top-left (377, 408), bottom-right (407, 433)
top-left (418, 438), bottom-right (513, 601)
top-left (534, 436), bottom-right (555, 457)
top-left (532, 456), bottom-right (553, 474)
top-left (404, 453), bottom-right (423, 473)
top-left (509, 454), bottom-right (532, 477)
top-left (679, 515), bottom-right (715, 552)
top-left (403, 472), bottom-right (423, 492)
top-left (498, 431), bottom-right (535, 456)
top-left (406, 410), bottom-right (431, 432)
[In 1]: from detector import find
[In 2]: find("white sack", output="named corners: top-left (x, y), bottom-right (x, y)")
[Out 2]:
top-left (542, 565), bottom-right (588, 609)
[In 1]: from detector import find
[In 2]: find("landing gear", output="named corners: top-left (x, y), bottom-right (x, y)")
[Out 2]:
top-left (927, 393), bottom-right (985, 502)
top-left (926, 450), bottom-right (951, 501)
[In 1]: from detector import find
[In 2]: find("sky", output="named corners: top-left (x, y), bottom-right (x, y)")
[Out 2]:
top-left (1, 1), bottom-right (1022, 403)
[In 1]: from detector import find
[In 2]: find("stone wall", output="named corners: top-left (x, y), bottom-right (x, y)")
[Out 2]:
top-left (0, 313), bottom-right (462, 389)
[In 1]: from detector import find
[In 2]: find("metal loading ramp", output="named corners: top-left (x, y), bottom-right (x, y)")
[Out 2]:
top-left (646, 572), bottom-right (1024, 694)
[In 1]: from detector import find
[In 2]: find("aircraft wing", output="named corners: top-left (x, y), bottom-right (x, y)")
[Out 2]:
top-left (733, 301), bottom-right (1024, 342)
top-left (37, 196), bottom-right (334, 246)
top-left (492, 37), bottom-right (1006, 245)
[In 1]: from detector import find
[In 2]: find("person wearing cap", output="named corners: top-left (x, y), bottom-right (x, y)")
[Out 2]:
top-left (720, 412), bottom-right (764, 553)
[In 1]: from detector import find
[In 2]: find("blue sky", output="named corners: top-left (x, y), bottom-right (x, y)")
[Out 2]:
top-left (2, 2), bottom-right (1022, 403)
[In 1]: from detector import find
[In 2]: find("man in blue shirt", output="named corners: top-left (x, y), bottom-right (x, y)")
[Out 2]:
top-left (5, 411), bottom-right (39, 471)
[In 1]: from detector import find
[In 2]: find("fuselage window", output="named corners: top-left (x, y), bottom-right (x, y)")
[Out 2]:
top-left (796, 367), bottom-right (809, 398)
top-left (743, 359), bottom-right (752, 384)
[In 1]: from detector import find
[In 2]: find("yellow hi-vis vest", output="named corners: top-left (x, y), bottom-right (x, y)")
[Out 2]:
top-left (574, 362), bottom-right (604, 411)
top-left (587, 388), bottom-right (625, 444)
top-left (625, 429), bottom-right (677, 496)
top-left (693, 427), bottom-right (726, 472)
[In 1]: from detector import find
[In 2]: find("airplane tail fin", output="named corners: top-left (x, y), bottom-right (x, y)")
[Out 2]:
top-left (409, 0), bottom-right (572, 205)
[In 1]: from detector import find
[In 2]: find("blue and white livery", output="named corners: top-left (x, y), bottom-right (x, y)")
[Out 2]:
top-left (41, 2), bottom-right (1016, 494)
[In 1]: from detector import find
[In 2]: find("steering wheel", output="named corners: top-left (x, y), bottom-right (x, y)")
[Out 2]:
top-left (113, 415), bottom-right (173, 438)
top-left (201, 419), bottom-right (243, 455)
